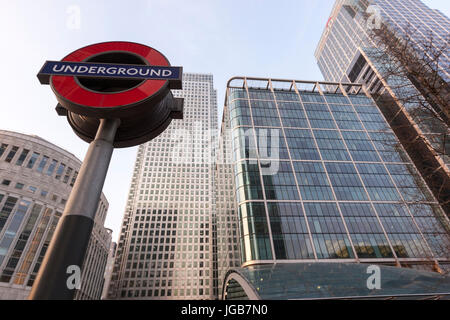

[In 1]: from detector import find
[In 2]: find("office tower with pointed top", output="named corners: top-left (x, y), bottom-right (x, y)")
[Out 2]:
top-left (315, 0), bottom-right (450, 216)
top-left (108, 73), bottom-right (218, 300)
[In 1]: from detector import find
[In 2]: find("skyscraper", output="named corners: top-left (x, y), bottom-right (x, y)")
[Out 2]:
top-left (217, 77), bottom-right (450, 300)
top-left (315, 0), bottom-right (449, 83)
top-left (315, 0), bottom-right (450, 215)
top-left (108, 73), bottom-right (218, 300)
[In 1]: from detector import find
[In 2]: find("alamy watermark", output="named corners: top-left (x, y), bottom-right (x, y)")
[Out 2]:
top-left (66, 5), bottom-right (81, 30)
top-left (339, 0), bottom-right (382, 31)
top-left (366, 5), bottom-right (382, 30)
top-left (170, 123), bottom-right (281, 175)
top-left (66, 265), bottom-right (81, 290)
top-left (366, 265), bottom-right (381, 290)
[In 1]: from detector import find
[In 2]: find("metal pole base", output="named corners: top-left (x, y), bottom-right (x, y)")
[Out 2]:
top-left (27, 215), bottom-right (93, 299)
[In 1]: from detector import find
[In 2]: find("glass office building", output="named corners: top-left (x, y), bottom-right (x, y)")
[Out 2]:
top-left (315, 0), bottom-right (450, 84)
top-left (108, 73), bottom-right (218, 300)
top-left (218, 77), bottom-right (450, 299)
top-left (315, 0), bottom-right (450, 216)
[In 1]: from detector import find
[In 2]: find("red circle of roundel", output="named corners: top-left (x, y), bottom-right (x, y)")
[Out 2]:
top-left (50, 42), bottom-right (170, 108)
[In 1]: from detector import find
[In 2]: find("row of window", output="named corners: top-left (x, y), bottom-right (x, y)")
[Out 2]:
top-left (0, 143), bottom-right (79, 187)
top-left (1, 179), bottom-right (66, 205)
top-left (237, 200), bottom-right (450, 262)
top-left (232, 127), bottom-right (408, 163)
top-left (229, 88), bottom-right (374, 106)
top-left (234, 159), bottom-right (430, 203)
top-left (120, 287), bottom-right (210, 298)
top-left (229, 100), bottom-right (387, 130)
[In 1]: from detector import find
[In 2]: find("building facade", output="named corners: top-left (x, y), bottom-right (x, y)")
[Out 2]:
top-left (0, 130), bottom-right (112, 300)
top-left (108, 73), bottom-right (218, 300)
top-left (315, 0), bottom-right (450, 215)
top-left (218, 77), bottom-right (450, 299)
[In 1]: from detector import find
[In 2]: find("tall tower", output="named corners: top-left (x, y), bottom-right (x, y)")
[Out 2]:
top-left (108, 73), bottom-right (218, 300)
top-left (315, 0), bottom-right (449, 83)
top-left (315, 0), bottom-right (450, 216)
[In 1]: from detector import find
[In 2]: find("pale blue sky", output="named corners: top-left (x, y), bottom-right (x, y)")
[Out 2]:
top-left (0, 0), bottom-right (448, 240)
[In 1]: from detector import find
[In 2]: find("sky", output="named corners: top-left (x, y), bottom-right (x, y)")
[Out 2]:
top-left (0, 0), bottom-right (449, 241)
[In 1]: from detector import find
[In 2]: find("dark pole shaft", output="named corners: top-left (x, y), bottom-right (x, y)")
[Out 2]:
top-left (29, 118), bottom-right (120, 300)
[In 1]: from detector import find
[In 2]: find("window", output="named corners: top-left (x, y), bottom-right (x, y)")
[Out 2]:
top-left (55, 163), bottom-right (66, 180)
top-left (46, 159), bottom-right (58, 176)
top-left (1, 180), bottom-right (11, 186)
top-left (36, 156), bottom-right (49, 173)
top-left (285, 129), bottom-right (320, 160)
top-left (63, 167), bottom-right (73, 184)
top-left (0, 199), bottom-right (31, 266)
top-left (26, 152), bottom-right (40, 169)
top-left (28, 186), bottom-right (37, 194)
top-left (348, 54), bottom-right (367, 82)
top-left (15, 183), bottom-right (24, 190)
top-left (40, 190), bottom-right (48, 198)
top-left (314, 130), bottom-right (350, 161)
top-left (0, 196), bottom-right (18, 232)
top-left (5, 146), bottom-right (19, 163)
top-left (15, 149), bottom-right (29, 166)
top-left (0, 144), bottom-right (8, 158)
top-left (294, 162), bottom-right (334, 200)
top-left (325, 162), bottom-right (368, 201)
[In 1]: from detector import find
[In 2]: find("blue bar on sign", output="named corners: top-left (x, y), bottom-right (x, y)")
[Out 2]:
top-left (38, 60), bottom-right (182, 84)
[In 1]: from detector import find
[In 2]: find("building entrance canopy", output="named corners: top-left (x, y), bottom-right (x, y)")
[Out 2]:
top-left (223, 262), bottom-right (450, 300)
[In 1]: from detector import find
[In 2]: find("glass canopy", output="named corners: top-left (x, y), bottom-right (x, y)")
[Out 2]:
top-left (223, 262), bottom-right (450, 300)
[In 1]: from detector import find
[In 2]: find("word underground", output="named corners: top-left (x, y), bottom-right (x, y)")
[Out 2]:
top-left (39, 61), bottom-right (181, 80)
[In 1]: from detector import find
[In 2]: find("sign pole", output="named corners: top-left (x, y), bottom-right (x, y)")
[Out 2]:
top-left (33, 41), bottom-right (183, 299)
top-left (29, 118), bottom-right (120, 300)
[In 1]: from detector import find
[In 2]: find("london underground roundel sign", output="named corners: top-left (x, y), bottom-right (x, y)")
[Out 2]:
top-left (38, 41), bottom-right (184, 148)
